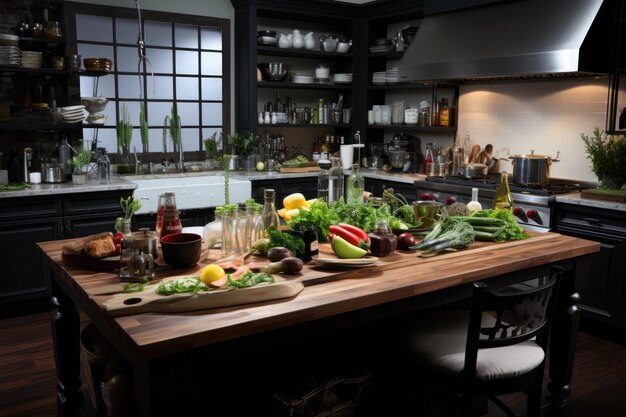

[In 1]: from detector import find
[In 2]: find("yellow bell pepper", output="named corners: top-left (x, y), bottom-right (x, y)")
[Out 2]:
top-left (283, 193), bottom-right (306, 210)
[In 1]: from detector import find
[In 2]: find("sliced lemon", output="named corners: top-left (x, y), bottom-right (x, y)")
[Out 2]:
top-left (201, 264), bottom-right (226, 284)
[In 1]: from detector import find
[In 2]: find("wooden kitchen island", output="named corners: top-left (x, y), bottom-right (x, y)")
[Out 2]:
top-left (37, 232), bottom-right (599, 417)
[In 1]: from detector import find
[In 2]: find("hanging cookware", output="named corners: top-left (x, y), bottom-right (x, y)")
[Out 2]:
top-left (458, 163), bottom-right (488, 179)
top-left (510, 151), bottom-right (560, 185)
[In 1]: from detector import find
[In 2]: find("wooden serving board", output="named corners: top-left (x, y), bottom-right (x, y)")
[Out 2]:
top-left (62, 253), bottom-right (120, 271)
top-left (280, 166), bottom-right (321, 173)
top-left (96, 277), bottom-right (304, 317)
top-left (581, 189), bottom-right (626, 203)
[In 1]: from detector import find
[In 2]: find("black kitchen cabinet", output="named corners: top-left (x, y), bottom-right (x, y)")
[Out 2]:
top-left (0, 189), bottom-right (132, 318)
top-left (364, 177), bottom-right (417, 203)
top-left (553, 202), bottom-right (626, 344)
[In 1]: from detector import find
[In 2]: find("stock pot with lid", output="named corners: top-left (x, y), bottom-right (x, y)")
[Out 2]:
top-left (510, 151), bottom-right (560, 185)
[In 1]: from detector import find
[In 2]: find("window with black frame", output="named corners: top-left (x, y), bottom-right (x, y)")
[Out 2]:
top-left (66, 4), bottom-right (230, 159)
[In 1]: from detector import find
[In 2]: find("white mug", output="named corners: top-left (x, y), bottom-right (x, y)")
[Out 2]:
top-left (29, 172), bottom-right (42, 184)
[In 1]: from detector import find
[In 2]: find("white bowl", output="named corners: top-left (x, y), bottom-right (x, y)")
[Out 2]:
top-left (81, 97), bottom-right (109, 113)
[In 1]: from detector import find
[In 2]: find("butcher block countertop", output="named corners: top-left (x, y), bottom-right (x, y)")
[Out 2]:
top-left (37, 232), bottom-right (599, 359)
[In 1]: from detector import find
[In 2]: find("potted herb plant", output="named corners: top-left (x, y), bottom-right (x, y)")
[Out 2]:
top-left (203, 132), bottom-right (222, 169)
top-left (228, 131), bottom-right (260, 170)
top-left (581, 127), bottom-right (626, 190)
top-left (68, 147), bottom-right (93, 185)
top-left (116, 103), bottom-right (134, 174)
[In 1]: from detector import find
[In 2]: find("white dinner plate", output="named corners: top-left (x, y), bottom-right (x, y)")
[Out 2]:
top-left (60, 105), bottom-right (85, 113)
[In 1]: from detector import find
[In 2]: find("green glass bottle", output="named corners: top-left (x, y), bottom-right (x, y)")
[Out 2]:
top-left (493, 171), bottom-right (513, 212)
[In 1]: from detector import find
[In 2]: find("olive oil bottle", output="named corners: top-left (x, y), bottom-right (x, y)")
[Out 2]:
top-left (493, 171), bottom-right (513, 211)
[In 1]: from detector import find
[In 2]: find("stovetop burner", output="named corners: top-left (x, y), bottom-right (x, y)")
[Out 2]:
top-left (425, 174), bottom-right (589, 196)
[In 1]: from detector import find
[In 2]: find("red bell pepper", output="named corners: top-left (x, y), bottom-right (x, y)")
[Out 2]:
top-left (338, 223), bottom-right (370, 244)
top-left (328, 225), bottom-right (370, 250)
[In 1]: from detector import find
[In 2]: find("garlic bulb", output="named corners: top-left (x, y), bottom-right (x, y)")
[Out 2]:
top-left (467, 187), bottom-right (482, 213)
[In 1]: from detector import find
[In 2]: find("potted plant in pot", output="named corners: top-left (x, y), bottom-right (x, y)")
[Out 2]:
top-left (581, 127), bottom-right (626, 190)
top-left (68, 147), bottom-right (93, 185)
top-left (228, 131), bottom-right (260, 170)
top-left (203, 132), bottom-right (222, 170)
top-left (116, 103), bottom-right (134, 174)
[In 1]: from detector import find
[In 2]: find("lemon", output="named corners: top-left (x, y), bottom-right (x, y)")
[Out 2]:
top-left (201, 264), bottom-right (225, 284)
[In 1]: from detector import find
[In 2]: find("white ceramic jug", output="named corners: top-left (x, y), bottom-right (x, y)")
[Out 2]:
top-left (278, 33), bottom-right (292, 48)
top-left (304, 32), bottom-right (315, 50)
top-left (292, 29), bottom-right (304, 49)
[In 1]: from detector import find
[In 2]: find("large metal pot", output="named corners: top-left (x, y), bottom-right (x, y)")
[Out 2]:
top-left (458, 163), bottom-right (488, 179)
top-left (510, 154), bottom-right (554, 185)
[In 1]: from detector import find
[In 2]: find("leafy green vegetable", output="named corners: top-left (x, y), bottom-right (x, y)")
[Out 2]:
top-left (244, 197), bottom-right (262, 213)
top-left (330, 200), bottom-right (379, 232)
top-left (0, 182), bottom-right (31, 192)
top-left (120, 196), bottom-right (142, 221)
top-left (123, 282), bottom-right (145, 293)
top-left (267, 228), bottom-right (305, 255)
top-left (469, 209), bottom-right (530, 241)
top-left (156, 277), bottom-right (211, 295)
top-left (411, 218), bottom-right (475, 256)
top-left (227, 271), bottom-right (274, 289)
top-left (288, 200), bottom-right (337, 241)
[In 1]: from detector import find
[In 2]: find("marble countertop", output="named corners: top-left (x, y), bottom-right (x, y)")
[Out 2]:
top-left (555, 192), bottom-right (626, 212)
top-left (0, 169), bottom-right (424, 199)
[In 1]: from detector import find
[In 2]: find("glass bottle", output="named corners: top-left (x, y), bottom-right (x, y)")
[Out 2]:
top-left (368, 219), bottom-right (397, 257)
top-left (423, 143), bottom-right (433, 175)
top-left (328, 157), bottom-right (344, 203)
top-left (261, 188), bottom-right (280, 233)
top-left (439, 98), bottom-right (449, 127)
top-left (463, 133), bottom-right (472, 164)
top-left (317, 159), bottom-right (331, 204)
top-left (452, 136), bottom-right (463, 176)
top-left (96, 147), bottom-right (110, 184)
top-left (156, 192), bottom-right (182, 240)
top-left (493, 172), bottom-right (514, 212)
top-left (58, 136), bottom-right (71, 178)
top-left (346, 163), bottom-right (364, 204)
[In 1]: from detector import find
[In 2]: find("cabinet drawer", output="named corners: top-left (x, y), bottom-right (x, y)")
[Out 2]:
top-left (555, 204), bottom-right (626, 236)
top-left (0, 196), bottom-right (62, 221)
top-left (63, 190), bottom-right (132, 216)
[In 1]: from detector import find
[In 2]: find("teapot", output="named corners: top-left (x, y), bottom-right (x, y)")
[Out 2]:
top-left (303, 32), bottom-right (316, 50)
top-left (292, 29), bottom-right (304, 49)
top-left (278, 33), bottom-right (292, 48)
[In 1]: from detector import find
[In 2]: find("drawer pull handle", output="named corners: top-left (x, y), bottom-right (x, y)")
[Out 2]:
top-left (582, 217), bottom-right (600, 224)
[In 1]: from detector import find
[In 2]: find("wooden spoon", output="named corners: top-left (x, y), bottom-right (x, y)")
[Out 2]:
top-left (468, 144), bottom-right (481, 163)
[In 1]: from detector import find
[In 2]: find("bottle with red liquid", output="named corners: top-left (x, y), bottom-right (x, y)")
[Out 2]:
top-left (156, 192), bottom-right (182, 240)
top-left (423, 143), bottom-right (433, 175)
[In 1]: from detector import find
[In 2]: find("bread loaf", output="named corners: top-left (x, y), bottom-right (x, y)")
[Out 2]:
top-left (62, 232), bottom-right (116, 258)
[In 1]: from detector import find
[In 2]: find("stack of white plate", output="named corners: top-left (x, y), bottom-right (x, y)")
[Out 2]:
top-left (369, 39), bottom-right (393, 53)
top-left (21, 51), bottom-right (42, 69)
top-left (372, 71), bottom-right (387, 85)
top-left (60, 105), bottom-right (85, 123)
top-left (0, 34), bottom-right (19, 47)
top-left (0, 45), bottom-right (20, 66)
top-left (291, 73), bottom-right (314, 84)
top-left (333, 73), bottom-right (352, 84)
top-left (386, 67), bottom-right (399, 83)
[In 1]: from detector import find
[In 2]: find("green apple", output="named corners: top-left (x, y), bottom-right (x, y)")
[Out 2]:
top-left (256, 161), bottom-right (265, 171)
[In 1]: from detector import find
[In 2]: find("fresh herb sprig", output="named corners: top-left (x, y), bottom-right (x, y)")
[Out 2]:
top-left (267, 228), bottom-right (305, 255)
top-left (120, 196), bottom-right (142, 221)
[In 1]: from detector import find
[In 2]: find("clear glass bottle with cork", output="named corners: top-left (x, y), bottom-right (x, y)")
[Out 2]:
top-left (261, 188), bottom-right (280, 233)
top-left (328, 157), bottom-right (344, 203)
top-left (346, 163), bottom-right (364, 204)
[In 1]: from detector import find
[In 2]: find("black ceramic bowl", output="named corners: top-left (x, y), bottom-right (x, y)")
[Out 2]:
top-left (161, 233), bottom-right (201, 268)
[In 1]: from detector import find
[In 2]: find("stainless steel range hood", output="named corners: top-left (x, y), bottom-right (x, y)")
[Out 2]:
top-left (398, 0), bottom-right (614, 82)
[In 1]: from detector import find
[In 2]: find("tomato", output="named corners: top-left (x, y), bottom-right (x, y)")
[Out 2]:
top-left (397, 232), bottom-right (416, 250)
top-left (113, 232), bottom-right (124, 245)
top-left (114, 243), bottom-right (121, 255)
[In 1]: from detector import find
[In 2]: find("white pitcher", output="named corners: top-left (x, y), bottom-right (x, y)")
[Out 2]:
top-left (292, 29), bottom-right (304, 49)
top-left (304, 32), bottom-right (315, 50)
top-left (278, 33), bottom-right (292, 48)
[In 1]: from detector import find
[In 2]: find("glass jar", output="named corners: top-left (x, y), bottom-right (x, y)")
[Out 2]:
top-left (328, 157), bottom-right (344, 203)
top-left (156, 192), bottom-right (182, 241)
top-left (368, 219), bottom-right (397, 257)
top-left (317, 159), bottom-right (331, 204)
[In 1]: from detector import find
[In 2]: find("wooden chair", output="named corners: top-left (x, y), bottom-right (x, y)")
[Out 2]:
top-left (405, 267), bottom-right (562, 417)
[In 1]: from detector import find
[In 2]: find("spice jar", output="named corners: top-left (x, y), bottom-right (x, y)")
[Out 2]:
top-left (367, 219), bottom-right (397, 257)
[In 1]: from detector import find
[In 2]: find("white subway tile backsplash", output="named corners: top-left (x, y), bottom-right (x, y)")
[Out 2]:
top-left (458, 79), bottom-right (611, 182)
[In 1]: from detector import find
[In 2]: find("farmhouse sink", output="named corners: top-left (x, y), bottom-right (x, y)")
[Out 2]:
top-left (127, 174), bottom-right (251, 214)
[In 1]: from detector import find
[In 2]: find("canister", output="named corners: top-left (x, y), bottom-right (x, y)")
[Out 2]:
top-left (124, 228), bottom-right (158, 260)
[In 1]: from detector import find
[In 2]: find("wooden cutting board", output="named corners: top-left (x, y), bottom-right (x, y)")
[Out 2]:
top-left (280, 166), bottom-right (320, 173)
top-left (96, 277), bottom-right (304, 317)
top-left (580, 189), bottom-right (626, 203)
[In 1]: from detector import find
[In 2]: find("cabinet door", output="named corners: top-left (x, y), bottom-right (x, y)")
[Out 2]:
top-left (64, 215), bottom-right (117, 238)
top-left (0, 218), bottom-right (63, 310)
top-left (251, 180), bottom-right (276, 204)
top-left (556, 225), bottom-right (626, 330)
top-left (281, 179), bottom-right (318, 202)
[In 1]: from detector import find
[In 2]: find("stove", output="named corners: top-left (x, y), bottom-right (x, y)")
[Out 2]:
top-left (415, 174), bottom-right (594, 231)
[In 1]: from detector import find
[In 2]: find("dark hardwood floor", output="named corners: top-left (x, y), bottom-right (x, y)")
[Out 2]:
top-left (1, 312), bottom-right (625, 417)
